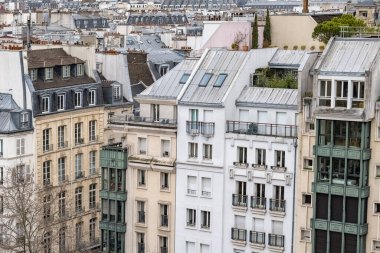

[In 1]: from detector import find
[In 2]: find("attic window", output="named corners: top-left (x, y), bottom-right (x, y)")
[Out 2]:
top-left (113, 85), bottom-right (121, 101)
top-left (62, 66), bottom-right (70, 78)
top-left (20, 112), bottom-right (29, 128)
top-left (199, 73), bottom-right (212, 87)
top-left (45, 68), bottom-right (53, 80)
top-left (179, 74), bottom-right (190, 84)
top-left (76, 64), bottom-right (84, 77)
top-left (30, 69), bottom-right (37, 81)
top-left (214, 74), bottom-right (227, 87)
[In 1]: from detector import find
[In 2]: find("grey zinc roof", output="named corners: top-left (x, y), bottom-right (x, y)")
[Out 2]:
top-left (236, 87), bottom-right (298, 109)
top-left (139, 58), bottom-right (198, 99)
top-left (0, 112), bottom-right (17, 132)
top-left (269, 50), bottom-right (307, 68)
top-left (315, 38), bottom-right (380, 75)
top-left (179, 49), bottom-right (248, 105)
top-left (0, 93), bottom-right (19, 110)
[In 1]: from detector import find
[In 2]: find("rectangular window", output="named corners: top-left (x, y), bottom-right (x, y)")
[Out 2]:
top-left (188, 142), bottom-right (198, 158)
top-left (237, 146), bottom-right (247, 164)
top-left (203, 144), bottom-right (213, 160)
top-left (0, 167), bottom-right (3, 184)
top-left (138, 169), bottom-right (146, 186)
top-left (76, 64), bottom-right (84, 76)
top-left (16, 138), bottom-right (25, 155)
top-left (89, 218), bottom-right (96, 243)
top-left (304, 158), bottom-right (313, 170)
top-left (161, 140), bottom-right (170, 157)
top-left (160, 172), bottom-right (169, 190)
top-left (137, 201), bottom-right (145, 223)
top-left (201, 177), bottom-right (211, 197)
top-left (301, 229), bottom-right (311, 242)
top-left (43, 161), bottom-right (51, 186)
top-left (160, 65), bottom-right (169, 76)
top-left (45, 68), bottom-right (53, 80)
top-left (214, 73), bottom-right (227, 87)
top-left (137, 232), bottom-right (145, 253)
top-left (319, 80), bottom-right (331, 107)
top-left (20, 112), bottom-right (29, 127)
top-left (74, 123), bottom-right (83, 145)
top-left (89, 89), bottom-right (96, 105)
top-left (138, 137), bottom-right (147, 155)
top-left (75, 154), bottom-right (83, 179)
top-left (58, 125), bottom-right (65, 148)
top-left (75, 187), bottom-right (83, 212)
top-left (302, 193), bottom-right (312, 205)
top-left (179, 73), bottom-right (190, 84)
top-left (42, 96), bottom-right (50, 113)
top-left (58, 157), bottom-right (66, 182)
top-left (62, 66), bottom-right (70, 78)
top-left (187, 175), bottom-right (197, 195)
top-left (89, 120), bottom-right (97, 142)
top-left (43, 195), bottom-right (51, 220)
top-left (43, 232), bottom-right (51, 253)
top-left (201, 210), bottom-right (211, 229)
top-left (256, 148), bottom-right (266, 166)
top-left (57, 94), bottom-right (65, 110)
top-left (352, 81), bottom-right (365, 108)
top-left (275, 150), bottom-right (286, 167)
top-left (89, 184), bottom-right (96, 209)
top-left (199, 73), bottom-right (212, 86)
top-left (58, 192), bottom-right (66, 218)
top-left (160, 204), bottom-right (169, 227)
top-left (152, 104), bottom-right (160, 122)
top-left (74, 91), bottom-right (82, 108)
top-left (0, 140), bottom-right (2, 157)
top-left (113, 85), bottom-right (121, 100)
top-left (43, 128), bottom-right (51, 151)
top-left (335, 80), bottom-right (348, 108)
top-left (75, 222), bottom-right (83, 248)
top-left (186, 208), bottom-right (196, 226)
top-left (159, 236), bottom-right (168, 253)
top-left (15, 164), bottom-right (26, 183)
top-left (89, 151), bottom-right (96, 175)
top-left (30, 69), bottom-right (37, 81)
top-left (0, 196), bottom-right (3, 214)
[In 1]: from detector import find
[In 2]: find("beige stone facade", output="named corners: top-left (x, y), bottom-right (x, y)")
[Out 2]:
top-left (35, 106), bottom-right (104, 252)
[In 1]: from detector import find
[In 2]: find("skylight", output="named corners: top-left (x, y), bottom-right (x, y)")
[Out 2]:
top-left (179, 73), bottom-right (190, 84)
top-left (214, 74), bottom-right (227, 87)
top-left (199, 73), bottom-right (212, 87)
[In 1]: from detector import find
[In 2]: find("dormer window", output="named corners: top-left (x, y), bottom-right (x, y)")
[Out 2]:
top-left (74, 91), bottom-right (82, 108)
top-left (62, 66), bottom-right (70, 78)
top-left (42, 96), bottom-right (50, 113)
top-left (57, 94), bottom-right (65, 111)
top-left (20, 112), bottom-right (29, 128)
top-left (89, 89), bottom-right (96, 106)
top-left (335, 81), bottom-right (348, 108)
top-left (352, 81), bottom-right (365, 108)
top-left (76, 64), bottom-right (84, 77)
top-left (159, 65), bottom-right (169, 76)
top-left (30, 69), bottom-right (38, 81)
top-left (45, 68), bottom-right (53, 80)
top-left (113, 85), bottom-right (121, 101)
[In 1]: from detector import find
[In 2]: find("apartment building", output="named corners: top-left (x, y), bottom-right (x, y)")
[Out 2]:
top-left (0, 93), bottom-right (34, 252)
top-left (27, 48), bottom-right (107, 252)
top-left (295, 38), bottom-right (380, 253)
top-left (104, 58), bottom-right (198, 253)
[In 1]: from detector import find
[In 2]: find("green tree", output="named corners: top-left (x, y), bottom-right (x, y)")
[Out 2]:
top-left (312, 14), bottom-right (366, 44)
top-left (263, 9), bottom-right (271, 48)
top-left (252, 14), bottom-right (259, 49)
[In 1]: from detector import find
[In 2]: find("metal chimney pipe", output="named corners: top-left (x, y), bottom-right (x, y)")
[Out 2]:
top-left (303, 0), bottom-right (309, 13)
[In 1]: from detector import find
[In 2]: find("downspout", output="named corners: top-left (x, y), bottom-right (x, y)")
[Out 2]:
top-left (291, 119), bottom-right (298, 253)
top-left (19, 51), bottom-right (27, 109)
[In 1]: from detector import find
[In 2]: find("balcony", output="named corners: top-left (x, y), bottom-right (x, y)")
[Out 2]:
top-left (268, 234), bottom-right (285, 247)
top-left (252, 163), bottom-right (267, 170)
top-left (231, 227), bottom-right (247, 242)
top-left (233, 161), bottom-right (249, 168)
top-left (43, 144), bottom-right (53, 153)
top-left (75, 138), bottom-right (84, 146)
top-left (226, 121), bottom-right (297, 138)
top-left (271, 166), bottom-right (287, 172)
top-left (75, 171), bottom-right (85, 180)
top-left (161, 215), bottom-right (168, 227)
top-left (251, 196), bottom-right (266, 210)
top-left (201, 122), bottom-right (215, 137)
top-left (138, 211), bottom-right (145, 223)
top-left (186, 121), bottom-right (215, 137)
top-left (250, 231), bottom-right (265, 245)
top-left (269, 199), bottom-right (286, 213)
top-left (138, 243), bottom-right (145, 253)
top-left (232, 194), bottom-right (248, 208)
top-left (58, 141), bottom-right (68, 149)
top-left (108, 115), bottom-right (177, 128)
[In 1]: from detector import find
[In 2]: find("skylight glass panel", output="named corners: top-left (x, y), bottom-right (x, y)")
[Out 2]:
top-left (214, 74), bottom-right (227, 87)
top-left (199, 73), bottom-right (212, 87)
top-left (179, 73), bottom-right (190, 84)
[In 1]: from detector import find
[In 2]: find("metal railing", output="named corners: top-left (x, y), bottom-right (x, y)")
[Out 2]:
top-left (186, 121), bottom-right (215, 136)
top-left (202, 191), bottom-right (211, 197)
top-left (269, 199), bottom-right (286, 212)
top-left (233, 161), bottom-right (249, 168)
top-left (201, 122), bottom-right (215, 137)
top-left (251, 196), bottom-right (266, 210)
top-left (231, 227), bottom-right (247, 241)
top-left (252, 163), bottom-right (267, 170)
top-left (138, 243), bottom-right (145, 253)
top-left (58, 141), bottom-right (68, 149)
top-left (108, 115), bottom-right (176, 127)
top-left (161, 215), bottom-right (168, 227)
top-left (271, 166), bottom-right (287, 172)
top-left (226, 121), bottom-right (297, 138)
top-left (43, 144), bottom-right (53, 152)
top-left (186, 121), bottom-right (200, 135)
top-left (187, 189), bottom-right (196, 195)
top-left (268, 234), bottom-right (285, 247)
top-left (160, 247), bottom-right (168, 253)
top-left (250, 231), bottom-right (265, 244)
top-left (75, 138), bottom-right (84, 145)
top-left (75, 171), bottom-right (85, 180)
top-left (138, 211), bottom-right (145, 223)
top-left (89, 135), bottom-right (98, 142)
top-left (232, 194), bottom-right (248, 207)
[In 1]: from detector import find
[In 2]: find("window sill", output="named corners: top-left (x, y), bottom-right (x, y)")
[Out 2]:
top-left (135, 222), bottom-right (147, 228)
top-left (185, 225), bottom-right (197, 230)
top-left (199, 227), bottom-right (211, 232)
top-left (137, 185), bottom-right (147, 190)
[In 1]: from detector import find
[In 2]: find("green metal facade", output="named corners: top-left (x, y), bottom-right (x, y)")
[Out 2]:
top-left (100, 145), bottom-right (128, 253)
top-left (312, 120), bottom-right (370, 253)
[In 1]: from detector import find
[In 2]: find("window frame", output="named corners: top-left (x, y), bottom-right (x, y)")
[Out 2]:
top-left (45, 68), bottom-right (53, 80)
top-left (62, 65), bottom-right (70, 78)
top-left (42, 96), bottom-right (50, 113)
top-left (57, 94), bottom-right (65, 111)
top-left (179, 73), bottom-right (190, 84)
top-left (74, 91), bottom-right (82, 108)
top-left (214, 73), bottom-right (227, 87)
top-left (199, 73), bottom-right (213, 87)
top-left (89, 89), bottom-right (96, 106)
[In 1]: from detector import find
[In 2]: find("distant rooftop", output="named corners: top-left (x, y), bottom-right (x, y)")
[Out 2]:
top-left (269, 49), bottom-right (307, 69)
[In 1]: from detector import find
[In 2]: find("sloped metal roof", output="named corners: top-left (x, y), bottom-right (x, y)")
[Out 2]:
top-left (138, 58), bottom-right (198, 99)
top-left (179, 49), bottom-right (248, 105)
top-left (0, 93), bottom-right (19, 110)
top-left (315, 38), bottom-right (380, 75)
top-left (0, 112), bottom-right (17, 132)
top-left (269, 49), bottom-right (307, 68)
top-left (236, 87), bottom-right (298, 109)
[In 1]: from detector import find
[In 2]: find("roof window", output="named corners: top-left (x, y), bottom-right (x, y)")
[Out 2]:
top-left (199, 73), bottom-right (212, 87)
top-left (214, 74), bottom-right (227, 87)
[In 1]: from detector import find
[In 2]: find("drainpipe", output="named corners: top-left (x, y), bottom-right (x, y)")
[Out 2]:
top-left (19, 51), bottom-right (26, 109)
top-left (291, 126), bottom-right (298, 253)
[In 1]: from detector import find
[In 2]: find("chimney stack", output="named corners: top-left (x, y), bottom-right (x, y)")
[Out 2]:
top-left (302, 0), bottom-right (309, 13)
